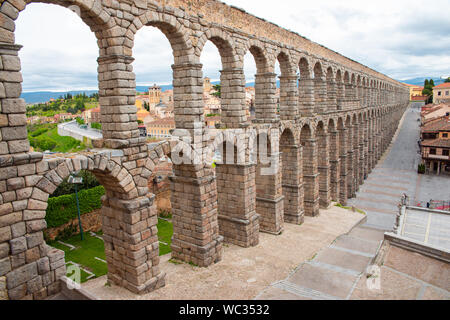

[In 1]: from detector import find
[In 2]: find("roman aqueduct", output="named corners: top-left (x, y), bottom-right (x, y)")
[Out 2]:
top-left (0, 0), bottom-right (410, 299)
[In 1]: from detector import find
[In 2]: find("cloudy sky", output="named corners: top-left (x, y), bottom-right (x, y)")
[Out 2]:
top-left (15, 0), bottom-right (450, 92)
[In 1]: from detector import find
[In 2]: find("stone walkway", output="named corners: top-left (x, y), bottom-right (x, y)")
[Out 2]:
top-left (255, 224), bottom-right (384, 300)
top-left (81, 205), bottom-right (365, 300)
top-left (256, 103), bottom-right (450, 300)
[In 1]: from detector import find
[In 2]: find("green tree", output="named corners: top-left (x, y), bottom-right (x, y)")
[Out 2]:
top-left (212, 84), bottom-right (221, 98)
top-left (51, 170), bottom-right (101, 198)
top-left (444, 77), bottom-right (450, 83)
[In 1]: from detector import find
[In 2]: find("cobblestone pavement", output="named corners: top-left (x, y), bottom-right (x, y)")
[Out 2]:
top-left (349, 102), bottom-right (450, 231)
top-left (256, 103), bottom-right (450, 300)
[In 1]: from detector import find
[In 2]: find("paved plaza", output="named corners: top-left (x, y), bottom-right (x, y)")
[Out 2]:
top-left (257, 103), bottom-right (450, 300)
top-left (400, 207), bottom-right (450, 250)
top-left (349, 102), bottom-right (450, 231)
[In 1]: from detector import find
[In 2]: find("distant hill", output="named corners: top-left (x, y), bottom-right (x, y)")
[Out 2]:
top-left (399, 77), bottom-right (446, 87)
top-left (21, 80), bottom-right (280, 104)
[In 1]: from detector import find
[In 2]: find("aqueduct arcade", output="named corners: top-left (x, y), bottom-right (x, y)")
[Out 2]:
top-left (0, 0), bottom-right (410, 299)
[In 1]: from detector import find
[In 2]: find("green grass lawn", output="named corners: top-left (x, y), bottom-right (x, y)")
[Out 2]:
top-left (157, 218), bottom-right (173, 256)
top-left (48, 232), bottom-right (107, 284)
top-left (335, 203), bottom-right (366, 215)
top-left (48, 218), bottom-right (173, 283)
top-left (45, 127), bottom-right (86, 153)
top-left (28, 123), bottom-right (86, 153)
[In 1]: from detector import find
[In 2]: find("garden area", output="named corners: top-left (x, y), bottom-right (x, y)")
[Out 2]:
top-left (47, 219), bottom-right (173, 284)
top-left (27, 123), bottom-right (86, 153)
top-left (44, 170), bottom-right (173, 284)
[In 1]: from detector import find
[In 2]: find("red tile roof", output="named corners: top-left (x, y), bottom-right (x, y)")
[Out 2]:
top-left (434, 83), bottom-right (450, 89)
top-left (422, 138), bottom-right (450, 148)
top-left (422, 116), bottom-right (450, 132)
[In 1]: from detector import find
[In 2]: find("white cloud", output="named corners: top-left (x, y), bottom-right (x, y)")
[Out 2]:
top-left (14, 0), bottom-right (450, 91)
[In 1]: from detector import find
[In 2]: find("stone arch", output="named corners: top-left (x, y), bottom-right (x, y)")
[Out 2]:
top-left (298, 56), bottom-right (314, 116)
top-left (299, 56), bottom-right (312, 79)
top-left (326, 66), bottom-right (336, 112)
top-left (276, 50), bottom-right (299, 119)
top-left (133, 11), bottom-right (195, 65)
top-left (4, 0), bottom-right (112, 40)
top-left (198, 29), bottom-right (245, 128)
top-left (243, 40), bottom-right (275, 121)
top-left (197, 27), bottom-right (237, 68)
top-left (243, 40), bottom-right (270, 73)
top-left (313, 61), bottom-right (326, 113)
top-left (280, 126), bottom-right (304, 224)
top-left (28, 153), bottom-right (165, 295)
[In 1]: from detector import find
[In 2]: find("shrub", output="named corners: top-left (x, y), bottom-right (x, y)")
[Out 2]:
top-left (51, 170), bottom-right (100, 198)
top-left (46, 186), bottom-right (105, 228)
top-left (418, 163), bottom-right (426, 174)
top-left (91, 122), bottom-right (102, 130)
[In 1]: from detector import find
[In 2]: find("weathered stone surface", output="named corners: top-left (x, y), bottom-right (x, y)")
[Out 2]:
top-left (9, 236), bottom-right (26, 254)
top-left (0, 0), bottom-right (410, 300)
top-left (0, 257), bottom-right (11, 276)
top-left (25, 232), bottom-right (43, 249)
top-left (6, 261), bottom-right (37, 289)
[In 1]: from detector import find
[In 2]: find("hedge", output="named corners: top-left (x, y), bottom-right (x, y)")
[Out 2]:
top-left (46, 186), bottom-right (105, 228)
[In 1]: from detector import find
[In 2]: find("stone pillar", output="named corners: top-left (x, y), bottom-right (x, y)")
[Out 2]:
top-left (314, 76), bottom-right (327, 114)
top-left (170, 166), bottom-right (223, 267)
top-left (339, 127), bottom-right (348, 205)
top-left (347, 125), bottom-right (355, 198)
top-left (216, 164), bottom-right (259, 247)
top-left (98, 55), bottom-right (142, 149)
top-left (336, 80), bottom-right (345, 111)
top-left (255, 73), bottom-right (278, 122)
top-left (327, 79), bottom-right (337, 112)
top-left (352, 124), bottom-right (360, 195)
top-left (256, 152), bottom-right (284, 235)
top-left (318, 132), bottom-right (331, 208)
top-left (102, 195), bottom-right (165, 294)
top-left (302, 139), bottom-right (320, 216)
top-left (220, 68), bottom-right (247, 128)
top-left (329, 129), bottom-right (340, 201)
top-left (279, 75), bottom-right (299, 120)
top-left (369, 117), bottom-right (375, 171)
top-left (172, 63), bottom-right (205, 130)
top-left (281, 144), bottom-right (304, 224)
top-left (376, 117), bottom-right (382, 161)
top-left (299, 77), bottom-right (315, 116)
top-left (0, 43), bottom-right (29, 155)
top-left (358, 122), bottom-right (365, 185)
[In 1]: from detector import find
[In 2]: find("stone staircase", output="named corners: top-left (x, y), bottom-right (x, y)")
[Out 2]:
top-left (256, 223), bottom-right (385, 300)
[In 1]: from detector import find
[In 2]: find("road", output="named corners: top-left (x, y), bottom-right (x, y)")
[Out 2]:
top-left (348, 102), bottom-right (450, 230)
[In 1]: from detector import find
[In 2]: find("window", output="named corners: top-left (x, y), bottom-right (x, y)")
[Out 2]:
top-left (430, 148), bottom-right (436, 155)
top-left (446, 91), bottom-right (449, 96)
top-left (444, 133), bottom-right (449, 138)
top-left (438, 91), bottom-right (441, 96)
top-left (443, 150), bottom-right (449, 156)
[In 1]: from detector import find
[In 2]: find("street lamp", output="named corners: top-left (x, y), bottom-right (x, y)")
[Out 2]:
top-left (68, 174), bottom-right (84, 241)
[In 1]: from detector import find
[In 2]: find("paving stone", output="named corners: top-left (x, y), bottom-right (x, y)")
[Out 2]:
top-left (350, 266), bottom-right (422, 300)
top-left (314, 247), bottom-right (372, 273)
top-left (287, 263), bottom-right (357, 299)
top-left (348, 226), bottom-right (385, 242)
top-left (332, 235), bottom-right (380, 256)
top-left (256, 286), bottom-right (312, 300)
